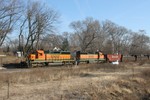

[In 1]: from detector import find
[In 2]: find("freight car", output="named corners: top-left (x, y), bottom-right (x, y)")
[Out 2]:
top-left (106, 54), bottom-right (123, 62)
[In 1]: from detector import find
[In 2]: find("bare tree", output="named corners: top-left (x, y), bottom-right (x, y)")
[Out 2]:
top-left (41, 34), bottom-right (63, 51)
top-left (70, 17), bottom-right (101, 52)
top-left (18, 1), bottom-right (59, 56)
top-left (0, 0), bottom-right (21, 46)
top-left (69, 33), bottom-right (80, 51)
top-left (3, 38), bottom-right (19, 54)
top-left (102, 20), bottom-right (130, 54)
top-left (129, 31), bottom-right (150, 55)
top-left (102, 20), bottom-right (118, 53)
top-left (118, 30), bottom-right (133, 55)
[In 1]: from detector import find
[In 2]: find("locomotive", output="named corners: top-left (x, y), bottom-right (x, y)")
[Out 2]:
top-left (27, 50), bottom-right (122, 67)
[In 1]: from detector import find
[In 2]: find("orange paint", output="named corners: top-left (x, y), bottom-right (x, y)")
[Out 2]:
top-left (29, 54), bottom-right (35, 60)
top-left (46, 54), bottom-right (71, 60)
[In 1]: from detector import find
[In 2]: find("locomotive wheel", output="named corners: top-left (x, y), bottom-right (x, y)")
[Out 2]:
top-left (87, 61), bottom-right (89, 64)
top-left (45, 62), bottom-right (49, 66)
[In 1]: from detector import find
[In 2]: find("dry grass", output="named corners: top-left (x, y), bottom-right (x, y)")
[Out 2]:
top-left (0, 62), bottom-right (150, 100)
top-left (0, 63), bottom-right (126, 83)
top-left (142, 68), bottom-right (150, 75)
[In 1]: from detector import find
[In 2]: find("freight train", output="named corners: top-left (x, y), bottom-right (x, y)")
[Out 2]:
top-left (27, 50), bottom-right (122, 67)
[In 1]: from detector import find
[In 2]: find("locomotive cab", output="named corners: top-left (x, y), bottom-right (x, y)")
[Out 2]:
top-left (36, 50), bottom-right (45, 60)
top-left (28, 50), bottom-right (45, 61)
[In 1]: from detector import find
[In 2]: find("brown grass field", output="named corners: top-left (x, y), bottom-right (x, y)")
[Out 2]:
top-left (0, 57), bottom-right (150, 100)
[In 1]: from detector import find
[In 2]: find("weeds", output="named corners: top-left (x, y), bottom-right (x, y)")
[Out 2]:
top-left (141, 69), bottom-right (150, 78)
top-left (0, 63), bottom-right (126, 84)
top-left (0, 62), bottom-right (150, 100)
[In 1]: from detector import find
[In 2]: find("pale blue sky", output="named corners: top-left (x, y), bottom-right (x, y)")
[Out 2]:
top-left (39, 0), bottom-right (150, 36)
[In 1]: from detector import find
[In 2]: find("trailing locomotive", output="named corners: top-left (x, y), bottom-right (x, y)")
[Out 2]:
top-left (27, 50), bottom-right (107, 67)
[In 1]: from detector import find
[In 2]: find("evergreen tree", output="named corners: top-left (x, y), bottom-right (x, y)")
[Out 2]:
top-left (62, 38), bottom-right (69, 51)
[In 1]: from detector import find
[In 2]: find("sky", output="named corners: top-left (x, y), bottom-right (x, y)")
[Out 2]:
top-left (34, 0), bottom-right (150, 36)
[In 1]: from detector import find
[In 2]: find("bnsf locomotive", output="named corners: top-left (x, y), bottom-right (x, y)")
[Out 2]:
top-left (27, 50), bottom-right (122, 67)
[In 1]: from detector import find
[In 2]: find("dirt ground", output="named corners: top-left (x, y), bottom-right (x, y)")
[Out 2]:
top-left (0, 60), bottom-right (150, 100)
